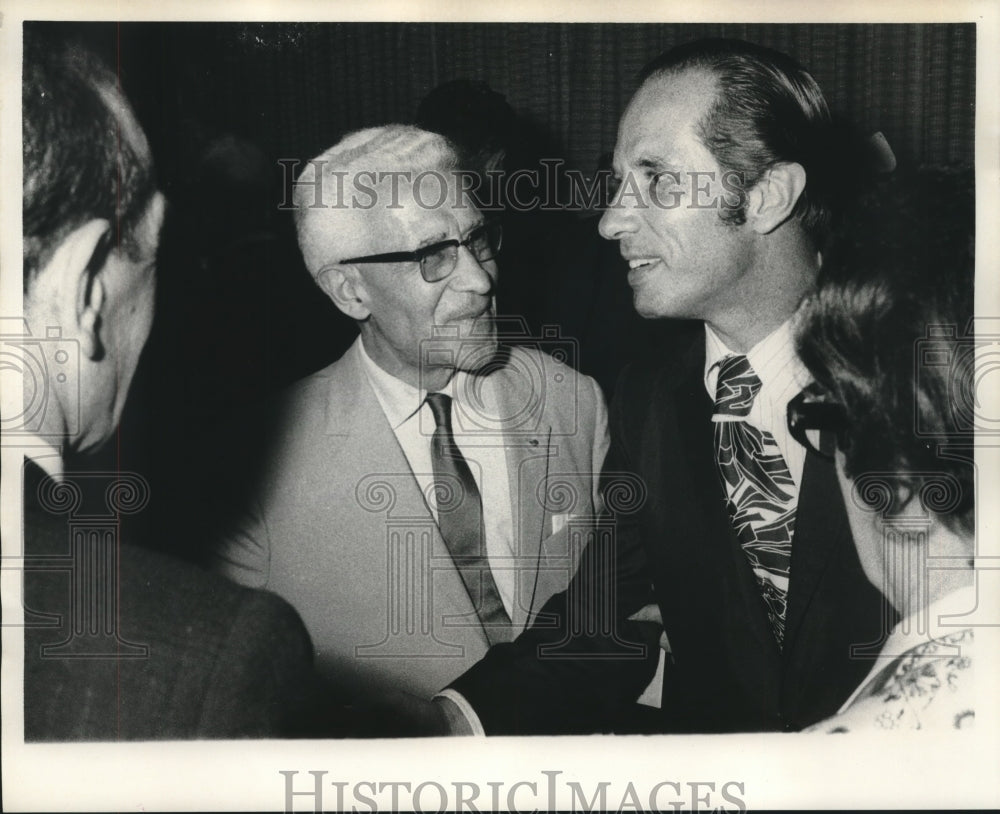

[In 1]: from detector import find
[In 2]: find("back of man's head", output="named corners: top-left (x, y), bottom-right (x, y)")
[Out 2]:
top-left (292, 125), bottom-right (458, 276)
top-left (22, 32), bottom-right (163, 453)
top-left (23, 31), bottom-right (157, 291)
top-left (640, 38), bottom-right (839, 247)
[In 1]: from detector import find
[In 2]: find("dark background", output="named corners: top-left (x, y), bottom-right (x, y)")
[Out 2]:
top-left (29, 22), bottom-right (976, 561)
top-left (46, 23), bottom-right (976, 179)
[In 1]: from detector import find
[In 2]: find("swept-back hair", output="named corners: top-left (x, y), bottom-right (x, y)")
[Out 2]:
top-left (292, 125), bottom-right (457, 275)
top-left (640, 38), bottom-right (853, 247)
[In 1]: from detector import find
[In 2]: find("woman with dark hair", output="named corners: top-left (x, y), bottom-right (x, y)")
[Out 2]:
top-left (791, 166), bottom-right (978, 731)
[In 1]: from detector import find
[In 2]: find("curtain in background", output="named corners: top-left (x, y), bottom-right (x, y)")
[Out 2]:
top-left (155, 22), bottom-right (975, 174)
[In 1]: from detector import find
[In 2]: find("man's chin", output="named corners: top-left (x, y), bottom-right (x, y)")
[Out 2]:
top-left (422, 316), bottom-right (498, 378)
top-left (451, 314), bottom-right (498, 362)
top-left (455, 335), bottom-right (499, 373)
top-left (459, 311), bottom-right (496, 337)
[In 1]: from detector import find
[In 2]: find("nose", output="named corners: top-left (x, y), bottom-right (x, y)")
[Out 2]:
top-left (598, 185), bottom-right (639, 242)
top-left (449, 244), bottom-right (495, 295)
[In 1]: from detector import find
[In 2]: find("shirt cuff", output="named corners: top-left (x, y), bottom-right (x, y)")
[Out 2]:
top-left (433, 688), bottom-right (486, 736)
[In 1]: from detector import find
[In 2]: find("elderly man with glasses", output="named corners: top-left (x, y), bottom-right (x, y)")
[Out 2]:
top-left (213, 125), bottom-right (609, 732)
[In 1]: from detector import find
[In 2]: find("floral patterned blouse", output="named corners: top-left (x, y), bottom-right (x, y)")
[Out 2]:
top-left (807, 586), bottom-right (976, 732)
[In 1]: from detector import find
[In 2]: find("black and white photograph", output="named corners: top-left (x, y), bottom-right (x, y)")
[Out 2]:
top-left (2, 0), bottom-right (998, 810)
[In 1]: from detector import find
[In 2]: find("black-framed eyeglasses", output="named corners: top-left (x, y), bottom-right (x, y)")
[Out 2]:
top-left (339, 220), bottom-right (502, 283)
top-left (787, 384), bottom-right (849, 459)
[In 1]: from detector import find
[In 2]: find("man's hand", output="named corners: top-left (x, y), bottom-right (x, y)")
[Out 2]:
top-left (433, 695), bottom-right (477, 735)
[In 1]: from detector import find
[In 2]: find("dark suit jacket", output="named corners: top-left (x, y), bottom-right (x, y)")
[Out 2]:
top-left (452, 327), bottom-right (894, 733)
top-left (22, 458), bottom-right (317, 741)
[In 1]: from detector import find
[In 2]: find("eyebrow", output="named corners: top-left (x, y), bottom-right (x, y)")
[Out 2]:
top-left (421, 220), bottom-right (485, 248)
top-left (636, 155), bottom-right (681, 174)
top-left (415, 229), bottom-right (449, 250)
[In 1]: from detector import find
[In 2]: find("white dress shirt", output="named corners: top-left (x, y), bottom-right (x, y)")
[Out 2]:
top-left (356, 336), bottom-right (518, 618)
top-left (703, 317), bottom-right (813, 488)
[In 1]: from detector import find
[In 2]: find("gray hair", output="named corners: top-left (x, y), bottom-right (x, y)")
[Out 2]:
top-left (292, 125), bottom-right (458, 275)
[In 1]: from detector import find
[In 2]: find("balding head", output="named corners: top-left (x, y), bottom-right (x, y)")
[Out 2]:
top-left (292, 125), bottom-right (460, 276)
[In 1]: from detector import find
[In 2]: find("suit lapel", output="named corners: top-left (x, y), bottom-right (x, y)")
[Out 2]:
top-left (492, 350), bottom-right (552, 630)
top-left (782, 448), bottom-right (850, 655)
top-left (644, 333), bottom-right (777, 679)
top-left (670, 335), bottom-right (847, 667)
top-left (320, 348), bottom-right (430, 518)
top-left (670, 363), bottom-right (779, 657)
top-left (322, 343), bottom-right (491, 646)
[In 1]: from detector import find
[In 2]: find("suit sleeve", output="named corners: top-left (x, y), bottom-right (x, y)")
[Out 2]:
top-left (447, 365), bottom-right (659, 734)
top-left (195, 588), bottom-right (317, 737)
top-left (588, 373), bottom-right (610, 512)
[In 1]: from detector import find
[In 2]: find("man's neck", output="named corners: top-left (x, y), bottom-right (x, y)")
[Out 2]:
top-left (357, 333), bottom-right (455, 394)
top-left (707, 301), bottom-right (803, 353)
top-left (708, 241), bottom-right (819, 352)
top-left (707, 317), bottom-right (786, 354)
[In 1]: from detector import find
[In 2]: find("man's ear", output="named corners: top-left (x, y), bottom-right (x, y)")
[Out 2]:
top-left (744, 162), bottom-right (807, 235)
top-left (31, 219), bottom-right (112, 361)
top-left (316, 264), bottom-right (371, 321)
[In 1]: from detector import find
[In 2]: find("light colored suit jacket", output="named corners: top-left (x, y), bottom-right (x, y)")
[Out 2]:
top-left (215, 341), bottom-right (608, 706)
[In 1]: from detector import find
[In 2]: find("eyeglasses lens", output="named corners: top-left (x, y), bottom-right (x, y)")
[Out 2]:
top-left (420, 223), bottom-right (502, 283)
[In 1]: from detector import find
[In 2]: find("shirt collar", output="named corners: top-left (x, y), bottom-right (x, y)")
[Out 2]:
top-left (355, 336), bottom-right (479, 430)
top-left (703, 314), bottom-right (812, 403)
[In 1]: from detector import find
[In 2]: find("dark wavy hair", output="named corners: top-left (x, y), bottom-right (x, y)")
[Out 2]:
top-left (796, 166), bottom-right (975, 534)
top-left (640, 38), bottom-right (869, 249)
top-left (22, 31), bottom-right (157, 290)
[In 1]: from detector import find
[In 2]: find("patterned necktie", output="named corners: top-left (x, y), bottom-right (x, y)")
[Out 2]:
top-left (713, 355), bottom-right (796, 647)
top-left (426, 392), bottom-right (511, 643)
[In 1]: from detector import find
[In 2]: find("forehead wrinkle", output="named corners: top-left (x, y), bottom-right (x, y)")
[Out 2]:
top-left (331, 181), bottom-right (425, 256)
top-left (377, 196), bottom-right (456, 253)
top-left (415, 228), bottom-right (450, 249)
top-left (319, 174), bottom-right (478, 265)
